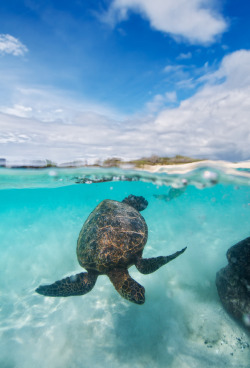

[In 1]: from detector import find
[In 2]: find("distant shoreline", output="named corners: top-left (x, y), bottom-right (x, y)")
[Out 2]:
top-left (139, 159), bottom-right (250, 174)
top-left (1, 154), bottom-right (203, 168)
top-left (1, 155), bottom-right (250, 171)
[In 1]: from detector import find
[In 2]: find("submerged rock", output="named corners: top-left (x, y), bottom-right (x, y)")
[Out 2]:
top-left (216, 237), bottom-right (250, 330)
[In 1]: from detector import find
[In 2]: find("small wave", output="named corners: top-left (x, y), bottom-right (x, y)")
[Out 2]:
top-left (0, 160), bottom-right (249, 189)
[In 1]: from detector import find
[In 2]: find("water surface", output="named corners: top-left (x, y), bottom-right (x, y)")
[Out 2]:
top-left (0, 163), bottom-right (249, 368)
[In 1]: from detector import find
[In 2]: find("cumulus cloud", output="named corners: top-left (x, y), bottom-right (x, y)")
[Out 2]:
top-left (201, 50), bottom-right (250, 88)
top-left (104, 0), bottom-right (227, 44)
top-left (0, 34), bottom-right (28, 56)
top-left (146, 91), bottom-right (177, 113)
top-left (1, 50), bottom-right (250, 163)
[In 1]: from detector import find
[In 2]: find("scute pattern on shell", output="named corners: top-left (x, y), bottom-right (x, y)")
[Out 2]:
top-left (77, 199), bottom-right (148, 273)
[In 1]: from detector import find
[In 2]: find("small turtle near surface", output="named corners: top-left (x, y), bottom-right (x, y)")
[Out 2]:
top-left (36, 195), bottom-right (187, 304)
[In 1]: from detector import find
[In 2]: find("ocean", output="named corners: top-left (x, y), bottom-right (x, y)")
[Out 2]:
top-left (0, 163), bottom-right (249, 368)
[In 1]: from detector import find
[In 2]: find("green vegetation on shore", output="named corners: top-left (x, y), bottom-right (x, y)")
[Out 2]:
top-left (102, 155), bottom-right (203, 168)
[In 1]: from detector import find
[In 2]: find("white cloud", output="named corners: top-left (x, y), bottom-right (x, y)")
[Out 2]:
top-left (104, 0), bottom-right (227, 44)
top-left (163, 64), bottom-right (197, 91)
top-left (146, 91), bottom-right (177, 113)
top-left (164, 65), bottom-right (184, 74)
top-left (202, 49), bottom-right (250, 88)
top-left (0, 34), bottom-right (28, 56)
top-left (177, 52), bottom-right (192, 60)
top-left (1, 50), bottom-right (250, 163)
top-left (2, 104), bottom-right (33, 118)
top-left (163, 61), bottom-right (213, 91)
top-left (165, 91), bottom-right (177, 103)
top-left (0, 86), bottom-right (123, 123)
top-left (152, 50), bottom-right (250, 160)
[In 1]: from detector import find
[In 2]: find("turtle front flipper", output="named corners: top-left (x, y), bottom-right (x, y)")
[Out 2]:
top-left (135, 247), bottom-right (187, 274)
top-left (107, 268), bottom-right (145, 305)
top-left (36, 271), bottom-right (98, 297)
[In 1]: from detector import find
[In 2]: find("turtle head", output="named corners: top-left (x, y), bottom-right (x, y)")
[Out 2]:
top-left (122, 195), bottom-right (148, 211)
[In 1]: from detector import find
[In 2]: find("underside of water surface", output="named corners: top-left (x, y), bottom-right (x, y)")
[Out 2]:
top-left (0, 162), bottom-right (249, 368)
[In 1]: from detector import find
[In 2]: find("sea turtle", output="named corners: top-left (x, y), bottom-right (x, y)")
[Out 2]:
top-left (36, 194), bottom-right (186, 304)
top-left (216, 237), bottom-right (250, 329)
top-left (154, 187), bottom-right (186, 202)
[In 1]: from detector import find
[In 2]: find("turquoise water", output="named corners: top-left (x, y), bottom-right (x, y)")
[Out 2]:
top-left (0, 165), bottom-right (249, 368)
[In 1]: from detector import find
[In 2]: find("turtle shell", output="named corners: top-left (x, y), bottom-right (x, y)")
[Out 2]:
top-left (77, 199), bottom-right (148, 273)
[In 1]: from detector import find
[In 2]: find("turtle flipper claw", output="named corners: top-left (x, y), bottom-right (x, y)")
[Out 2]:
top-left (36, 272), bottom-right (98, 297)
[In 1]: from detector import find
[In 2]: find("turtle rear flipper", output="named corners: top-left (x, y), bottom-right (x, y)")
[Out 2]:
top-left (135, 247), bottom-right (187, 274)
top-left (107, 268), bottom-right (145, 305)
top-left (36, 272), bottom-right (98, 297)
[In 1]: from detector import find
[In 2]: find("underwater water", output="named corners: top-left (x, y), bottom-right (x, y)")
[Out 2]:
top-left (0, 163), bottom-right (249, 368)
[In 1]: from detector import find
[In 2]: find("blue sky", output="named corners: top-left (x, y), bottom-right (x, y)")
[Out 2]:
top-left (0, 0), bottom-right (250, 163)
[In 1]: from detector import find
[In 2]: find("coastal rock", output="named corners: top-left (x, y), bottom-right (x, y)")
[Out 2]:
top-left (216, 237), bottom-right (250, 329)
